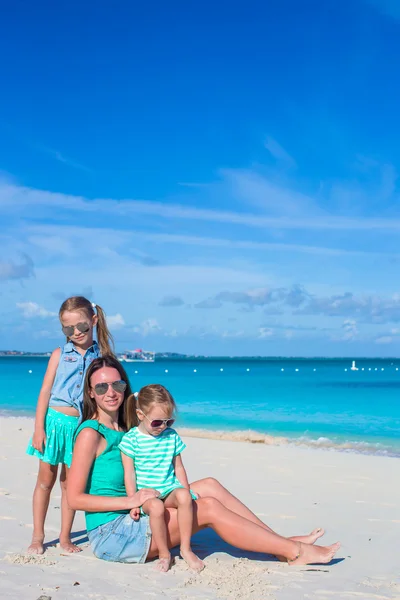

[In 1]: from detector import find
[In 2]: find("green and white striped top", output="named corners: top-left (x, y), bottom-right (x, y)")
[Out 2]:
top-left (118, 427), bottom-right (186, 498)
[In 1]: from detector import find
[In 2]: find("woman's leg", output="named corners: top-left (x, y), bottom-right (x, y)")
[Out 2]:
top-left (28, 461), bottom-right (58, 554)
top-left (147, 498), bottom-right (340, 566)
top-left (191, 478), bottom-right (324, 544)
top-left (59, 465), bottom-right (81, 553)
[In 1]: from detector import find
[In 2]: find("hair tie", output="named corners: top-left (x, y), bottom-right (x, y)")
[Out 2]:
top-left (133, 392), bottom-right (138, 398)
top-left (92, 302), bottom-right (97, 309)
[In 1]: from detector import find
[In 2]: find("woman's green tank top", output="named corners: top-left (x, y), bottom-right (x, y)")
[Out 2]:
top-left (74, 420), bottom-right (128, 531)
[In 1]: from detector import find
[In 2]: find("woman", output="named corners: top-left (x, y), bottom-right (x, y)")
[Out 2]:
top-left (67, 356), bottom-right (340, 566)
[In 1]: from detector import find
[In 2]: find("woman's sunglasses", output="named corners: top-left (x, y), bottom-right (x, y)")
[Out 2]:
top-left (93, 380), bottom-right (127, 395)
top-left (62, 322), bottom-right (91, 337)
top-left (140, 412), bottom-right (175, 428)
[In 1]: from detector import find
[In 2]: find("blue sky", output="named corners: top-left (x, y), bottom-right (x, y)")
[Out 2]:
top-left (1, 0), bottom-right (400, 356)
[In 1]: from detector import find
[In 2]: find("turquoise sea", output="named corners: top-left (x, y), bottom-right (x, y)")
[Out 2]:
top-left (1, 357), bottom-right (400, 457)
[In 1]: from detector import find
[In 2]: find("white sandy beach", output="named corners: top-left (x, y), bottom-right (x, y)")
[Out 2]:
top-left (0, 416), bottom-right (399, 600)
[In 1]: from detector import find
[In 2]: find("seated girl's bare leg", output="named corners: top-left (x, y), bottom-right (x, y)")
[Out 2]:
top-left (147, 497), bottom-right (340, 566)
top-left (164, 489), bottom-right (204, 572)
top-left (142, 497), bottom-right (172, 572)
top-left (190, 478), bottom-right (324, 543)
top-left (59, 465), bottom-right (81, 553)
top-left (28, 462), bottom-right (58, 554)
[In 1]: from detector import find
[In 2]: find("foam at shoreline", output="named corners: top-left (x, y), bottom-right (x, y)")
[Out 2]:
top-left (177, 427), bottom-right (400, 458)
top-left (1, 412), bottom-right (398, 458)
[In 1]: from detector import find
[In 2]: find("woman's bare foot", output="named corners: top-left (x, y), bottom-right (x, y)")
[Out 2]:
top-left (289, 541), bottom-right (341, 566)
top-left (180, 547), bottom-right (205, 572)
top-left (290, 528), bottom-right (325, 545)
top-left (27, 537), bottom-right (44, 554)
top-left (59, 537), bottom-right (82, 553)
top-left (157, 553), bottom-right (172, 572)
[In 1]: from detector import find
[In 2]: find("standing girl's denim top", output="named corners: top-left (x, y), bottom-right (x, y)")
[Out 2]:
top-left (49, 341), bottom-right (100, 414)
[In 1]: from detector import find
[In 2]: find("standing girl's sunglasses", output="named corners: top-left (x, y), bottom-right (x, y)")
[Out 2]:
top-left (93, 380), bottom-right (127, 395)
top-left (62, 322), bottom-right (91, 337)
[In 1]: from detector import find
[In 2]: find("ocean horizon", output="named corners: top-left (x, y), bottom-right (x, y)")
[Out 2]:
top-left (2, 356), bottom-right (400, 458)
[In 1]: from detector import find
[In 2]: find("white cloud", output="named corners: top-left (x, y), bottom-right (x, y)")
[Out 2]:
top-left (107, 313), bottom-right (125, 329)
top-left (3, 180), bottom-right (400, 232)
top-left (133, 318), bottom-right (162, 337)
top-left (341, 319), bottom-right (359, 341)
top-left (375, 336), bottom-right (393, 344)
top-left (16, 302), bottom-right (57, 319)
top-left (264, 137), bottom-right (297, 168)
top-left (0, 254), bottom-right (34, 281)
top-left (258, 327), bottom-right (273, 339)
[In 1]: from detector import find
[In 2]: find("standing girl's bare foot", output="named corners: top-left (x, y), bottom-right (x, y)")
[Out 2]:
top-left (288, 541), bottom-right (341, 566)
top-left (59, 537), bottom-right (82, 553)
top-left (27, 537), bottom-right (45, 554)
top-left (290, 528), bottom-right (325, 545)
top-left (157, 552), bottom-right (172, 572)
top-left (180, 548), bottom-right (205, 572)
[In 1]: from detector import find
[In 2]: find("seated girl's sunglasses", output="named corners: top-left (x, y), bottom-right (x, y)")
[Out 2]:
top-left (141, 412), bottom-right (175, 428)
top-left (62, 322), bottom-right (91, 337)
top-left (93, 381), bottom-right (127, 395)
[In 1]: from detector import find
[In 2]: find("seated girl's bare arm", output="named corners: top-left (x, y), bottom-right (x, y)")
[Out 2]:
top-left (173, 454), bottom-right (190, 490)
top-left (67, 429), bottom-right (158, 512)
top-left (121, 453), bottom-right (137, 497)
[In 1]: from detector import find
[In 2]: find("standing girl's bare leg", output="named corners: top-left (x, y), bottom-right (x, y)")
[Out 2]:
top-left (190, 478), bottom-right (324, 544)
top-left (59, 465), bottom-right (81, 553)
top-left (28, 462), bottom-right (58, 554)
top-left (147, 497), bottom-right (340, 566)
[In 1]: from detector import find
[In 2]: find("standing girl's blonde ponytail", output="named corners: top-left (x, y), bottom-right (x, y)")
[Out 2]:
top-left (94, 303), bottom-right (115, 357)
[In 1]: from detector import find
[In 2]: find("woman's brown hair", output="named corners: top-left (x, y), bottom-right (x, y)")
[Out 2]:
top-left (83, 355), bottom-right (137, 430)
top-left (59, 296), bottom-right (115, 357)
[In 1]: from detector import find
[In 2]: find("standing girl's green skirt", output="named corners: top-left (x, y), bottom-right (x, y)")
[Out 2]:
top-left (26, 408), bottom-right (79, 468)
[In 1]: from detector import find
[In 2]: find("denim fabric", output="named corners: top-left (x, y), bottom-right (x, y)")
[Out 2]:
top-left (87, 514), bottom-right (152, 563)
top-left (49, 341), bottom-right (99, 413)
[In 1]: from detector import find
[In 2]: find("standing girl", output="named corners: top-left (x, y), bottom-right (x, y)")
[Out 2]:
top-left (26, 296), bottom-right (114, 554)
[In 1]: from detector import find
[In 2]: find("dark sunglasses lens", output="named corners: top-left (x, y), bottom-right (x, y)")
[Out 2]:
top-left (62, 325), bottom-right (75, 337)
top-left (112, 381), bottom-right (127, 393)
top-left (151, 420), bottom-right (163, 428)
top-left (167, 419), bottom-right (175, 427)
top-left (76, 322), bottom-right (91, 333)
top-left (94, 383), bottom-right (108, 395)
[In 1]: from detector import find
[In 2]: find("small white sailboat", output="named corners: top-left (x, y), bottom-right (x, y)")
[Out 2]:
top-left (350, 360), bottom-right (358, 371)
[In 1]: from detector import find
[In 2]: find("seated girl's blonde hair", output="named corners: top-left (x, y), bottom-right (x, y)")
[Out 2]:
top-left (125, 384), bottom-right (177, 430)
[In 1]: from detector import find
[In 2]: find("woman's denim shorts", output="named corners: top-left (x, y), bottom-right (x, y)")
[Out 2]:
top-left (88, 514), bottom-right (152, 563)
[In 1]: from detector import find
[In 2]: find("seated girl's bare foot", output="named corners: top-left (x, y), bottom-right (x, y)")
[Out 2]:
top-left (27, 538), bottom-right (44, 554)
top-left (289, 541), bottom-right (340, 566)
top-left (59, 538), bottom-right (82, 553)
top-left (180, 548), bottom-right (205, 572)
top-left (157, 553), bottom-right (172, 572)
top-left (290, 528), bottom-right (325, 545)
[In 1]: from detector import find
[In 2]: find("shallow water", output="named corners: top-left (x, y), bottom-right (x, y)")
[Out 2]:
top-left (2, 357), bottom-right (399, 457)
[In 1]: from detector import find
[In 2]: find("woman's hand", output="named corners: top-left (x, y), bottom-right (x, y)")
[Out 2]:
top-left (32, 428), bottom-right (46, 452)
top-left (126, 488), bottom-right (159, 510)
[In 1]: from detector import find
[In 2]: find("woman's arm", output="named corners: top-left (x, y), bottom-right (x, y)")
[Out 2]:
top-left (31, 348), bottom-right (61, 451)
top-left (173, 454), bottom-right (190, 490)
top-left (121, 453), bottom-right (137, 496)
top-left (67, 428), bottom-right (158, 512)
